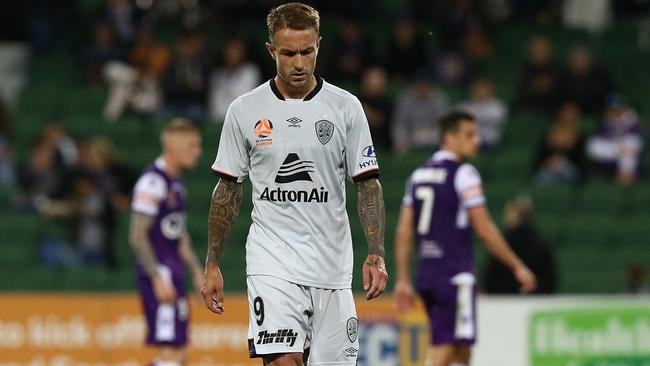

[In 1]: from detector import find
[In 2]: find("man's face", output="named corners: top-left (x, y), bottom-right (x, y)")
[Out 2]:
top-left (446, 120), bottom-right (480, 159)
top-left (266, 28), bottom-right (321, 92)
top-left (167, 132), bottom-right (202, 170)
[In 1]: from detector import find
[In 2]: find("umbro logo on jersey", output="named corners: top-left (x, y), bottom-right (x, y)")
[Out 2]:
top-left (256, 329), bottom-right (298, 347)
top-left (286, 117), bottom-right (302, 127)
top-left (275, 153), bottom-right (314, 183)
top-left (345, 347), bottom-right (358, 359)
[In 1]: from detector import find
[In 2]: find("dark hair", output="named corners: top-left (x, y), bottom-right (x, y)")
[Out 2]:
top-left (267, 2), bottom-right (320, 41)
top-left (439, 111), bottom-right (475, 138)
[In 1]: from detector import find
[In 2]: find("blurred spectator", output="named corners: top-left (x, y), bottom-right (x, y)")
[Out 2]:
top-left (162, 30), bottom-right (209, 123)
top-left (391, 70), bottom-right (448, 154)
top-left (84, 22), bottom-right (121, 85)
top-left (103, 0), bottom-right (142, 49)
top-left (359, 66), bottom-right (393, 150)
top-left (38, 137), bottom-right (135, 268)
top-left (25, 0), bottom-right (73, 54)
top-left (76, 137), bottom-right (134, 267)
top-left (385, 17), bottom-right (429, 82)
top-left (326, 18), bottom-right (374, 83)
top-left (103, 29), bottom-right (170, 121)
top-left (509, 0), bottom-right (555, 21)
top-left (434, 52), bottom-right (470, 87)
top-left (17, 137), bottom-right (64, 210)
top-left (534, 102), bottom-right (586, 185)
top-left (586, 94), bottom-right (645, 186)
top-left (484, 195), bottom-right (557, 294)
top-left (556, 47), bottom-right (615, 114)
top-left (626, 263), bottom-right (649, 294)
top-left (562, 0), bottom-right (611, 34)
top-left (457, 78), bottom-right (508, 150)
top-left (208, 37), bottom-right (261, 123)
top-left (43, 122), bottom-right (78, 171)
top-left (0, 97), bottom-right (14, 186)
top-left (129, 29), bottom-right (171, 82)
top-left (438, 0), bottom-right (493, 61)
top-left (16, 122), bottom-right (78, 210)
top-left (516, 36), bottom-right (558, 114)
top-left (0, 135), bottom-right (12, 187)
top-left (462, 23), bottom-right (493, 61)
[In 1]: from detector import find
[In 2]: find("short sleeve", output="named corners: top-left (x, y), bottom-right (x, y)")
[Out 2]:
top-left (132, 172), bottom-right (167, 216)
top-left (401, 175), bottom-right (414, 206)
top-left (345, 96), bottom-right (379, 182)
top-left (211, 99), bottom-right (250, 182)
top-left (454, 164), bottom-right (485, 208)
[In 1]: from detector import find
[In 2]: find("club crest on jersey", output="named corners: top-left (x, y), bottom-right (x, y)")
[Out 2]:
top-left (346, 317), bottom-right (358, 343)
top-left (315, 120), bottom-right (334, 145)
top-left (255, 119), bottom-right (273, 146)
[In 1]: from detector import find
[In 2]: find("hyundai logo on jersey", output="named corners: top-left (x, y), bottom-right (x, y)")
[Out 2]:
top-left (362, 145), bottom-right (376, 158)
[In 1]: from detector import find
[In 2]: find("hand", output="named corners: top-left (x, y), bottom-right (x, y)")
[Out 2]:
top-left (153, 275), bottom-right (177, 303)
top-left (616, 171), bottom-right (636, 186)
top-left (363, 255), bottom-right (388, 300)
top-left (192, 267), bottom-right (205, 302)
top-left (393, 278), bottom-right (415, 311)
top-left (201, 263), bottom-right (225, 314)
top-left (513, 265), bottom-right (537, 294)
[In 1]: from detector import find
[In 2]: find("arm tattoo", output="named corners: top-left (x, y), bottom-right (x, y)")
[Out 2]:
top-left (206, 179), bottom-right (243, 265)
top-left (129, 212), bottom-right (159, 278)
top-left (356, 178), bottom-right (386, 259)
top-left (179, 231), bottom-right (201, 271)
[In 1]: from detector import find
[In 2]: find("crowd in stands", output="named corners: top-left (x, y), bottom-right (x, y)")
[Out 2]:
top-left (0, 0), bottom-right (647, 288)
top-left (13, 121), bottom-right (135, 269)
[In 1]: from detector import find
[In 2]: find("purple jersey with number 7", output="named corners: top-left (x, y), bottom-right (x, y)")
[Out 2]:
top-left (402, 150), bottom-right (485, 345)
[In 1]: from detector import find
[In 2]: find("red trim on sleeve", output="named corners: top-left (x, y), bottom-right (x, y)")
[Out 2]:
top-left (211, 168), bottom-right (239, 182)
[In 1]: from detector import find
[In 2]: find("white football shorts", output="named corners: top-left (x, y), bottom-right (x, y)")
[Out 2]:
top-left (246, 275), bottom-right (360, 365)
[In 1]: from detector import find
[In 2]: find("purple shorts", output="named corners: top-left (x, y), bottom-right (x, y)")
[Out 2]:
top-left (416, 273), bottom-right (477, 346)
top-left (137, 272), bottom-right (189, 347)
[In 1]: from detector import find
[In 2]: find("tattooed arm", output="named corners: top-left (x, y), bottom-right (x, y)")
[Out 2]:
top-left (179, 230), bottom-right (202, 271)
top-left (201, 178), bottom-right (243, 314)
top-left (356, 178), bottom-right (388, 300)
top-left (179, 230), bottom-right (204, 296)
top-left (129, 212), bottom-right (176, 303)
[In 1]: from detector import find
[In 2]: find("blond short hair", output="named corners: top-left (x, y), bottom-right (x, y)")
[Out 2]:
top-left (267, 2), bottom-right (320, 41)
top-left (160, 118), bottom-right (199, 144)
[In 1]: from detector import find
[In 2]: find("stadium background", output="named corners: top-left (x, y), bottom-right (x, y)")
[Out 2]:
top-left (0, 0), bottom-right (649, 365)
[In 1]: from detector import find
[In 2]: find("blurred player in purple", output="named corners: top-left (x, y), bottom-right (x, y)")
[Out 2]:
top-left (393, 111), bottom-right (537, 366)
top-left (129, 119), bottom-right (204, 366)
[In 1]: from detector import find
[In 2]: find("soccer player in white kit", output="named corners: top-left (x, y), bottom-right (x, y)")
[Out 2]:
top-left (200, 3), bottom-right (388, 366)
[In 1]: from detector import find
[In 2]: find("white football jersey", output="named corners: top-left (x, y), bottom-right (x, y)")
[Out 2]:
top-left (212, 76), bottom-right (379, 289)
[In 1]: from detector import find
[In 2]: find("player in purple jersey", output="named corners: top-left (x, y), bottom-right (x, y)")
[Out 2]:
top-left (393, 111), bottom-right (537, 366)
top-left (129, 119), bottom-right (204, 366)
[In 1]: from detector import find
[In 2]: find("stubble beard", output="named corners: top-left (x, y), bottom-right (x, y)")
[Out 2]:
top-left (278, 68), bottom-right (314, 97)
